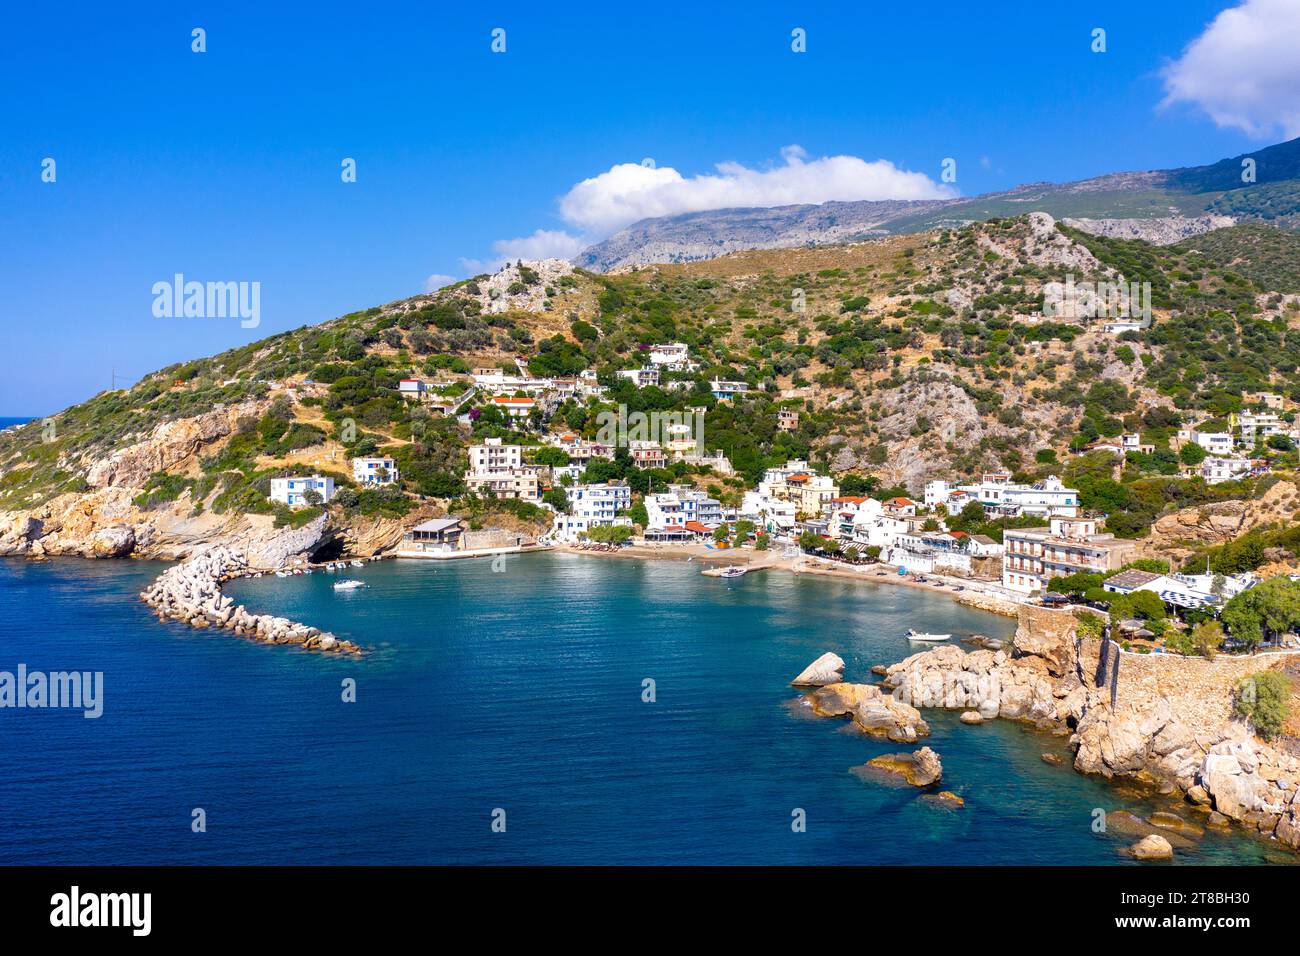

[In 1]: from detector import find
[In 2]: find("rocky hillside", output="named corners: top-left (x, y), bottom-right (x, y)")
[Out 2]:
top-left (4, 209), bottom-right (1300, 567)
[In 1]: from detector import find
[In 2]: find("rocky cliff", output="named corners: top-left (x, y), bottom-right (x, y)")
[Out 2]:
top-left (881, 604), bottom-right (1300, 850)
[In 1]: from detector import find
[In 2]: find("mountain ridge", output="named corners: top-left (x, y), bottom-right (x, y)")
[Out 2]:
top-left (577, 136), bottom-right (1300, 272)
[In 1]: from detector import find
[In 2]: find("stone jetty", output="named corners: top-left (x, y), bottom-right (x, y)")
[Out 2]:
top-left (140, 546), bottom-right (361, 654)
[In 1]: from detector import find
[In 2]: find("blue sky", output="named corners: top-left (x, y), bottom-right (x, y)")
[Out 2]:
top-left (0, 0), bottom-right (1289, 414)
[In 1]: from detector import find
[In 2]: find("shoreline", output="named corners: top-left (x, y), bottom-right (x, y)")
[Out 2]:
top-left (555, 541), bottom-right (1023, 617)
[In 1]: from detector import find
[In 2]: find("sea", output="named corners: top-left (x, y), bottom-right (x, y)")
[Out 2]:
top-left (0, 552), bottom-right (1292, 865)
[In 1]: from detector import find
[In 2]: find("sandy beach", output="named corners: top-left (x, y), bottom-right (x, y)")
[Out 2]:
top-left (559, 541), bottom-right (1022, 617)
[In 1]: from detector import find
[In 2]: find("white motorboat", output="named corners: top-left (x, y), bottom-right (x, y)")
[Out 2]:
top-left (719, 566), bottom-right (748, 578)
top-left (905, 628), bottom-right (952, 642)
top-left (333, 579), bottom-right (366, 591)
top-left (274, 571), bottom-right (289, 578)
top-left (350, 560), bottom-right (364, 567)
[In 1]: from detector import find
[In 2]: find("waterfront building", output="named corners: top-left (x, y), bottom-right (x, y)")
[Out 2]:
top-left (1001, 515), bottom-right (1138, 594)
top-left (401, 517), bottom-right (465, 554)
top-left (552, 481), bottom-right (633, 541)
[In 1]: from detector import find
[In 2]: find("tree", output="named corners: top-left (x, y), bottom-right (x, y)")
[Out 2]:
top-left (798, 531), bottom-right (822, 552)
top-left (303, 489), bottom-right (323, 507)
top-left (1233, 670), bottom-right (1292, 740)
top-left (542, 488), bottom-right (569, 513)
top-left (1221, 577), bottom-right (1300, 649)
top-left (531, 447), bottom-right (570, 468)
top-left (628, 499), bottom-right (648, 528)
top-left (1190, 620), bottom-right (1224, 659)
top-left (755, 533), bottom-right (770, 551)
top-left (1179, 442), bottom-right (1207, 466)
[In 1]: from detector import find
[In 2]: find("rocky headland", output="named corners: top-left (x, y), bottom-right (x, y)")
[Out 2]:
top-left (796, 603), bottom-right (1300, 853)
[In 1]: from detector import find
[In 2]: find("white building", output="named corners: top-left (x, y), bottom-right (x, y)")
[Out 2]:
top-left (352, 456), bottom-right (398, 486)
top-left (1104, 568), bottom-right (1257, 609)
top-left (926, 474), bottom-right (1079, 518)
top-left (645, 485), bottom-right (722, 531)
top-left (552, 482), bottom-right (633, 541)
top-left (1237, 412), bottom-right (1287, 445)
top-left (742, 489), bottom-right (798, 534)
top-left (465, 438), bottom-right (539, 500)
top-left (1201, 456), bottom-right (1254, 485)
top-left (710, 380), bottom-right (750, 401)
top-left (1179, 429), bottom-right (1234, 456)
top-left (647, 343), bottom-right (694, 369)
top-left (398, 379), bottom-right (430, 400)
top-left (616, 366), bottom-right (661, 388)
top-left (270, 475), bottom-right (335, 507)
top-left (490, 395), bottom-right (537, 419)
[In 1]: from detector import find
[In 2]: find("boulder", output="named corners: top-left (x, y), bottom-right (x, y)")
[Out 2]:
top-left (1130, 834), bottom-right (1173, 861)
top-left (959, 711), bottom-right (984, 725)
top-left (861, 747), bottom-right (943, 788)
top-left (791, 652), bottom-right (846, 687)
top-left (90, 525), bottom-right (135, 558)
top-left (1147, 811), bottom-right (1204, 838)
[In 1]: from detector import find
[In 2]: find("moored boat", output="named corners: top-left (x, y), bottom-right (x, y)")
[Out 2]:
top-left (333, 579), bottom-right (366, 591)
top-left (905, 628), bottom-right (952, 642)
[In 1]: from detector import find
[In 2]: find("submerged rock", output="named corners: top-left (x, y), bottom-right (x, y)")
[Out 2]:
top-left (1147, 811), bottom-right (1204, 838)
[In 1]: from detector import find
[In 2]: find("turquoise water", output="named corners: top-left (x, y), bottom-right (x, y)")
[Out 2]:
top-left (0, 553), bottom-right (1290, 864)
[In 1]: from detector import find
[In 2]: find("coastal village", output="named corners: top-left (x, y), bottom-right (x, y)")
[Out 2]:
top-left (6, 234), bottom-right (1300, 862)
top-left (254, 334), bottom-right (1297, 665)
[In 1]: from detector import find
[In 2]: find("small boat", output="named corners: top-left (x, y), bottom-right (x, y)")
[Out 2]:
top-left (719, 566), bottom-right (748, 578)
top-left (333, 579), bottom-right (366, 591)
top-left (275, 570), bottom-right (289, 578)
top-left (906, 628), bottom-right (952, 643)
top-left (350, 560), bottom-right (364, 568)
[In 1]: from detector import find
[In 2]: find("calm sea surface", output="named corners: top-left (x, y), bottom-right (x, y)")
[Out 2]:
top-left (0, 553), bottom-right (1291, 864)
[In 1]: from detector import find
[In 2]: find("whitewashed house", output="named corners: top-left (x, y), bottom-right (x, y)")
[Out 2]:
top-left (552, 482), bottom-right (633, 541)
top-left (270, 475), bottom-right (335, 507)
top-left (352, 456), bottom-right (398, 486)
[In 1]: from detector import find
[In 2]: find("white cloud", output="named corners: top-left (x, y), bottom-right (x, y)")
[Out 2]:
top-left (471, 145), bottom-right (954, 269)
top-left (424, 273), bottom-right (457, 292)
top-left (1161, 0), bottom-right (1300, 139)
top-left (558, 146), bottom-right (954, 236)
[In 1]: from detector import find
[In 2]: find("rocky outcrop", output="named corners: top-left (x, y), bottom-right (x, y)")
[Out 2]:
top-left (858, 747), bottom-right (943, 787)
top-left (140, 546), bottom-right (360, 654)
top-left (1141, 480), bottom-right (1300, 563)
top-left (807, 681), bottom-right (930, 743)
top-left (85, 401), bottom-right (262, 489)
top-left (1062, 215), bottom-right (1235, 246)
top-left (1, 485), bottom-right (328, 566)
top-left (791, 652), bottom-right (846, 687)
top-left (877, 603), bottom-right (1300, 852)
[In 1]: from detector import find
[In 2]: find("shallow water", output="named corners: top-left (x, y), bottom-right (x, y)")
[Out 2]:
top-left (0, 553), bottom-right (1290, 864)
